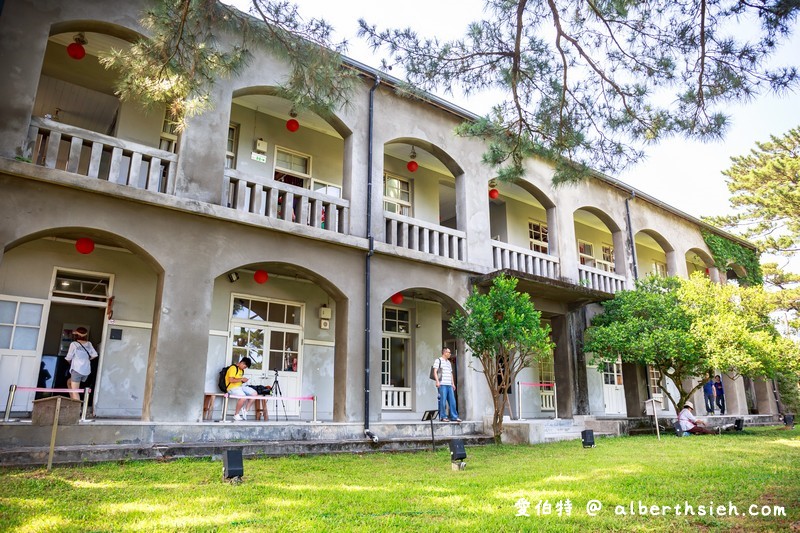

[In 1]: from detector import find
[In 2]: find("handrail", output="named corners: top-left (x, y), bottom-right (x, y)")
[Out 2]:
top-left (578, 264), bottom-right (627, 294)
top-left (223, 168), bottom-right (350, 235)
top-left (491, 240), bottom-right (560, 279)
top-left (26, 117), bottom-right (178, 194)
top-left (384, 211), bottom-right (466, 261)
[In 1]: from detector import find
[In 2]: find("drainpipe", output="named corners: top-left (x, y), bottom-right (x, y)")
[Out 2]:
top-left (625, 191), bottom-right (639, 281)
top-left (364, 76), bottom-right (380, 443)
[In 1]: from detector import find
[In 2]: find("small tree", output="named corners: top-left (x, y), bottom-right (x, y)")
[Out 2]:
top-left (449, 275), bottom-right (554, 443)
top-left (584, 275), bottom-right (706, 413)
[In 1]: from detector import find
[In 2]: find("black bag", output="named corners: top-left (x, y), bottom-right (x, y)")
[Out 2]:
top-left (429, 358), bottom-right (440, 381)
top-left (218, 364), bottom-right (237, 393)
top-left (252, 384), bottom-right (272, 396)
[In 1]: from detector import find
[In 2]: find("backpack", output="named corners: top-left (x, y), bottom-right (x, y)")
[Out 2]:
top-left (218, 364), bottom-right (237, 393)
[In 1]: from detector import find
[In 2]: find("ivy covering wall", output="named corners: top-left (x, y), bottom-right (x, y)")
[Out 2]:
top-left (701, 231), bottom-right (763, 286)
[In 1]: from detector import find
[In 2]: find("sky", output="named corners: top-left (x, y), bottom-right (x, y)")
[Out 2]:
top-left (225, 0), bottom-right (800, 221)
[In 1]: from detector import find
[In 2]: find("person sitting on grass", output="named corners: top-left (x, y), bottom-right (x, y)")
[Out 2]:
top-left (677, 401), bottom-right (717, 435)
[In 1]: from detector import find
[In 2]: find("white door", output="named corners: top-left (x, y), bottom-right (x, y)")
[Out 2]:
top-left (0, 296), bottom-right (50, 411)
top-left (602, 360), bottom-right (626, 415)
top-left (230, 324), bottom-right (301, 416)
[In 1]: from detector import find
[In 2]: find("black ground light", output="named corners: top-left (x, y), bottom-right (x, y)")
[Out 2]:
top-left (581, 429), bottom-right (596, 448)
top-left (449, 438), bottom-right (467, 470)
top-left (223, 449), bottom-right (244, 482)
top-left (422, 410), bottom-right (438, 451)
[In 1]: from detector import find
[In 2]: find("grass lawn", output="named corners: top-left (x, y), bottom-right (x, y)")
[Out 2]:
top-left (1, 427), bottom-right (798, 532)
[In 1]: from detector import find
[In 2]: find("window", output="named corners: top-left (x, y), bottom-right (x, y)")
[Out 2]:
top-left (312, 179), bottom-right (341, 198)
top-left (274, 147), bottom-right (311, 188)
top-left (52, 270), bottom-right (111, 304)
top-left (225, 123), bottom-right (239, 169)
top-left (648, 366), bottom-right (666, 408)
top-left (159, 112), bottom-right (179, 153)
top-left (578, 241), bottom-right (595, 267)
top-left (652, 261), bottom-right (667, 277)
top-left (528, 221), bottom-right (548, 254)
top-left (232, 297), bottom-right (301, 326)
top-left (382, 307), bottom-right (411, 389)
top-left (383, 173), bottom-right (411, 216)
top-left (597, 243), bottom-right (615, 272)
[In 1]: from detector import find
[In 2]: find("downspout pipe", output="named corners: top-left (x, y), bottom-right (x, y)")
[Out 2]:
top-left (625, 191), bottom-right (639, 281)
top-left (364, 76), bottom-right (380, 441)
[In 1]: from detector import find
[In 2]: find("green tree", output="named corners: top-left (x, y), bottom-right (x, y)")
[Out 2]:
top-left (358, 1), bottom-right (799, 184)
top-left (708, 126), bottom-right (800, 331)
top-left (585, 274), bottom-right (799, 413)
top-left (102, 0), bottom-right (356, 129)
top-left (584, 275), bottom-right (705, 413)
top-left (449, 275), bottom-right (554, 443)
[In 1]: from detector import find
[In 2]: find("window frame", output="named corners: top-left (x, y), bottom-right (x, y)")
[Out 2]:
top-left (528, 220), bottom-right (549, 254)
top-left (225, 123), bottom-right (239, 169)
top-left (383, 172), bottom-right (412, 217)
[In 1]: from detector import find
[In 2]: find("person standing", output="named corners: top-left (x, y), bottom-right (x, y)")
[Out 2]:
top-left (433, 347), bottom-right (461, 423)
top-left (226, 357), bottom-right (257, 421)
top-left (65, 327), bottom-right (98, 401)
top-left (713, 375), bottom-right (726, 415)
top-left (703, 378), bottom-right (715, 415)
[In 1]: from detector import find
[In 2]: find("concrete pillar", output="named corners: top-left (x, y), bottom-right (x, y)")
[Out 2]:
top-left (0, 4), bottom-right (49, 159)
top-left (458, 169), bottom-right (493, 268)
top-left (754, 378), bottom-right (778, 415)
top-left (720, 374), bottom-right (746, 416)
top-left (555, 209), bottom-right (579, 285)
top-left (667, 249), bottom-right (688, 278)
top-left (342, 133), bottom-right (367, 239)
top-left (142, 270), bottom-right (214, 422)
top-left (622, 363), bottom-right (647, 417)
top-left (553, 308), bottom-right (590, 417)
top-left (172, 82), bottom-right (231, 205)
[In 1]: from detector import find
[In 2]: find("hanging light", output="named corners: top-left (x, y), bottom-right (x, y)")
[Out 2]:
top-left (75, 237), bottom-right (95, 254)
top-left (406, 146), bottom-right (418, 173)
top-left (391, 292), bottom-right (404, 305)
top-left (489, 188), bottom-right (499, 199)
top-left (286, 108), bottom-right (299, 132)
top-left (67, 33), bottom-right (87, 60)
top-left (253, 270), bottom-right (269, 284)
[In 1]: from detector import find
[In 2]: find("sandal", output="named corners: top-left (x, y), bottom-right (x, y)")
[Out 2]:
top-left (454, 419), bottom-right (462, 423)
top-left (440, 418), bottom-right (450, 422)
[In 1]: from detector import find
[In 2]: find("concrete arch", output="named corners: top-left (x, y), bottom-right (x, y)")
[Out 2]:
top-left (686, 247), bottom-right (714, 267)
top-left (2, 227), bottom-right (164, 276)
top-left (232, 86), bottom-right (352, 139)
top-left (635, 229), bottom-right (675, 253)
top-left (49, 20), bottom-right (142, 43)
top-left (385, 137), bottom-right (464, 178)
top-left (380, 286), bottom-right (466, 317)
top-left (215, 261), bottom-right (347, 303)
top-left (573, 206), bottom-right (622, 233)
top-left (512, 179), bottom-right (556, 210)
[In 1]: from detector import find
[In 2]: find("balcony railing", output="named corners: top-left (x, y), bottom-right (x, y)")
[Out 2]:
top-left (381, 386), bottom-right (412, 410)
top-left (491, 240), bottom-right (560, 280)
top-left (384, 212), bottom-right (466, 261)
top-left (25, 117), bottom-right (177, 194)
top-left (223, 168), bottom-right (350, 235)
top-left (578, 264), bottom-right (627, 294)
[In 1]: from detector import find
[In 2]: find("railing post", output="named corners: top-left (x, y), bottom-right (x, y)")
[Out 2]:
top-left (312, 396), bottom-right (318, 423)
top-left (81, 388), bottom-right (91, 421)
top-left (4, 384), bottom-right (16, 422)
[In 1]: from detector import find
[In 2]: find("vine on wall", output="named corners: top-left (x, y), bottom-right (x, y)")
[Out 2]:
top-left (701, 231), bottom-right (763, 286)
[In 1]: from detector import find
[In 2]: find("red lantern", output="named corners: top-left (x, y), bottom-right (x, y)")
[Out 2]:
top-left (286, 119), bottom-right (299, 132)
top-left (390, 292), bottom-right (404, 305)
top-left (67, 42), bottom-right (86, 60)
top-left (488, 188), bottom-right (499, 199)
top-left (406, 160), bottom-right (419, 173)
top-left (75, 237), bottom-right (95, 254)
top-left (254, 270), bottom-right (269, 284)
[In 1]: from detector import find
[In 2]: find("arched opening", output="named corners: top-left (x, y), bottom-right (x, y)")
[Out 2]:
top-left (1, 229), bottom-right (162, 418)
top-left (686, 248), bottom-right (716, 280)
top-left (224, 88), bottom-right (352, 234)
top-left (635, 229), bottom-right (674, 277)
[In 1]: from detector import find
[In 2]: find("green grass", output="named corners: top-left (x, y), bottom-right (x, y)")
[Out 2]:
top-left (1, 427), bottom-right (798, 532)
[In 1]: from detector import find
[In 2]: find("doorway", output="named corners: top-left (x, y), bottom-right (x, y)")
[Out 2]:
top-left (603, 359), bottom-right (626, 415)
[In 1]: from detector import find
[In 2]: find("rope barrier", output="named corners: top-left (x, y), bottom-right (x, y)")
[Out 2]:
top-left (4, 385), bottom-right (92, 422)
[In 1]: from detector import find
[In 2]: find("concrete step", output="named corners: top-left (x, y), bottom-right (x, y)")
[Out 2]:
top-left (0, 434), bottom-right (496, 467)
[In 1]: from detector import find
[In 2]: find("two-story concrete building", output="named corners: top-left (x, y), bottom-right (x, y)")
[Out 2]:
top-left (0, 0), bottom-right (781, 447)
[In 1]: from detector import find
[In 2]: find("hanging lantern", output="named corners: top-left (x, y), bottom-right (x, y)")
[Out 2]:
top-left (75, 237), bottom-right (95, 254)
top-left (67, 33), bottom-right (87, 60)
top-left (488, 188), bottom-right (499, 199)
top-left (407, 145), bottom-right (418, 173)
top-left (391, 292), bottom-right (404, 305)
top-left (253, 270), bottom-right (269, 284)
top-left (286, 118), bottom-right (299, 132)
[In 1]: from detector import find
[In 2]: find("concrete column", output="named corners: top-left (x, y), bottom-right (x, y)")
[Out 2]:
top-left (342, 133), bottom-right (367, 239)
top-left (622, 363), bottom-right (647, 417)
top-left (142, 270), bottom-right (214, 422)
top-left (754, 378), bottom-right (778, 415)
top-left (0, 5), bottom-right (49, 159)
top-left (172, 82), bottom-right (231, 205)
top-left (553, 309), bottom-right (590, 417)
top-left (721, 374), bottom-right (746, 416)
top-left (555, 208), bottom-right (579, 285)
top-left (545, 206), bottom-right (560, 257)
top-left (457, 170), bottom-right (493, 268)
top-left (613, 230), bottom-right (633, 285)
top-left (667, 249), bottom-right (688, 278)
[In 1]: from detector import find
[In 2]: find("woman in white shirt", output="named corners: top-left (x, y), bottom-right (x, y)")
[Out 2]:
top-left (65, 327), bottom-right (98, 400)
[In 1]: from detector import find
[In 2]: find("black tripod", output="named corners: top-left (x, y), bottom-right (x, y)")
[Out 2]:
top-left (271, 369), bottom-right (288, 420)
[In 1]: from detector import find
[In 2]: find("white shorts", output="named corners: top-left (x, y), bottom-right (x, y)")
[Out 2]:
top-left (229, 385), bottom-right (257, 397)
